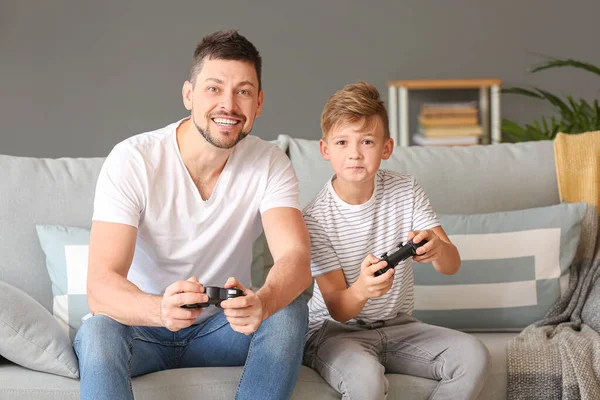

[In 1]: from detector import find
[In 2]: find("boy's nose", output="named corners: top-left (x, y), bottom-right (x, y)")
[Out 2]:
top-left (348, 147), bottom-right (362, 159)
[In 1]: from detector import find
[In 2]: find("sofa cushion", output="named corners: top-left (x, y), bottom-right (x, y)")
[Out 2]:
top-left (281, 134), bottom-right (560, 213)
top-left (0, 362), bottom-right (440, 400)
top-left (412, 202), bottom-right (587, 331)
top-left (0, 280), bottom-right (79, 379)
top-left (472, 332), bottom-right (515, 400)
top-left (0, 155), bottom-right (104, 312)
top-left (36, 225), bottom-right (91, 340)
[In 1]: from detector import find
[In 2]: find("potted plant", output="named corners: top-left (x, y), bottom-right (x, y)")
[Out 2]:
top-left (501, 58), bottom-right (600, 142)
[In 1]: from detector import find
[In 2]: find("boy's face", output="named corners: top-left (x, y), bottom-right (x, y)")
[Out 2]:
top-left (320, 117), bottom-right (393, 185)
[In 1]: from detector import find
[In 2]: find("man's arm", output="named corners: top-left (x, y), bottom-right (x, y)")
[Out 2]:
top-left (87, 221), bottom-right (162, 326)
top-left (87, 221), bottom-right (207, 328)
top-left (256, 207), bottom-right (312, 320)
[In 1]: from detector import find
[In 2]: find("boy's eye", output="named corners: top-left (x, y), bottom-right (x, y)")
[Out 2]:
top-left (335, 140), bottom-right (346, 145)
top-left (363, 140), bottom-right (373, 145)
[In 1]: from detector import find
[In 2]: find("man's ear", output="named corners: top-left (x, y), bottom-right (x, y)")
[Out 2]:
top-left (382, 137), bottom-right (394, 160)
top-left (255, 89), bottom-right (264, 118)
top-left (319, 138), bottom-right (331, 161)
top-left (182, 81), bottom-right (194, 111)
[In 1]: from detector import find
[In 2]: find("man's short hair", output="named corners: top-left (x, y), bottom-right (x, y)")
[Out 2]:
top-left (190, 30), bottom-right (262, 90)
top-left (321, 81), bottom-right (390, 140)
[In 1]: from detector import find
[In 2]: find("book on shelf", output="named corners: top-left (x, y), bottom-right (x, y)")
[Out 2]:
top-left (419, 125), bottom-right (483, 138)
top-left (419, 115), bottom-right (479, 127)
top-left (414, 100), bottom-right (484, 146)
top-left (421, 101), bottom-right (478, 117)
top-left (421, 101), bottom-right (478, 110)
top-left (412, 134), bottom-right (480, 146)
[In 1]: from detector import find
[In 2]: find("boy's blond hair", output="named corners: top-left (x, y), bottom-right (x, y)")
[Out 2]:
top-left (321, 81), bottom-right (390, 140)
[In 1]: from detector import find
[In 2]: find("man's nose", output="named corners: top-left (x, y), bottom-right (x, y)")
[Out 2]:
top-left (219, 92), bottom-right (235, 111)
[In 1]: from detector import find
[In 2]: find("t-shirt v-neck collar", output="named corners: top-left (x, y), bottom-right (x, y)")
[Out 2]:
top-left (171, 120), bottom-right (235, 204)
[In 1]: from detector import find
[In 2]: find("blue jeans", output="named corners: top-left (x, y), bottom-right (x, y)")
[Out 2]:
top-left (74, 297), bottom-right (308, 400)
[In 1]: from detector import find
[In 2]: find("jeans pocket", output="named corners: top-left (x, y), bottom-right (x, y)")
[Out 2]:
top-left (309, 320), bottom-right (336, 356)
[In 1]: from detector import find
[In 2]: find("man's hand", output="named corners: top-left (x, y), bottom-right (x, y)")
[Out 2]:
top-left (353, 254), bottom-right (395, 301)
top-left (160, 276), bottom-right (207, 332)
top-left (407, 229), bottom-right (445, 264)
top-left (220, 277), bottom-right (263, 335)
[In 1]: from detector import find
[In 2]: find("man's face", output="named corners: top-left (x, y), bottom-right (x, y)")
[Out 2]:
top-left (320, 117), bottom-right (393, 185)
top-left (183, 58), bottom-right (263, 149)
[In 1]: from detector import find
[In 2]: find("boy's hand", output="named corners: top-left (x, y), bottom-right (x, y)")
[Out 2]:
top-left (354, 254), bottom-right (395, 301)
top-left (407, 229), bottom-right (445, 264)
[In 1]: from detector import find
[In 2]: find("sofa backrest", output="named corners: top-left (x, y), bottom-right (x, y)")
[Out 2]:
top-left (0, 155), bottom-right (105, 311)
top-left (281, 135), bottom-right (560, 214)
top-left (0, 137), bottom-right (560, 312)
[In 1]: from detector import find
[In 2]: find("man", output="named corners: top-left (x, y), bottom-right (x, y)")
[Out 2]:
top-left (74, 30), bottom-right (312, 400)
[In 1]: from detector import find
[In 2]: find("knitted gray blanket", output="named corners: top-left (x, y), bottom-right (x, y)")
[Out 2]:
top-left (508, 205), bottom-right (600, 399)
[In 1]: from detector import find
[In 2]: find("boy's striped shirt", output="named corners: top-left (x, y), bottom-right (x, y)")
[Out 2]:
top-left (304, 170), bottom-right (440, 339)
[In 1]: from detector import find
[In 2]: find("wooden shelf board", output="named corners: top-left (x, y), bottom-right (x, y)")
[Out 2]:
top-left (388, 78), bottom-right (502, 90)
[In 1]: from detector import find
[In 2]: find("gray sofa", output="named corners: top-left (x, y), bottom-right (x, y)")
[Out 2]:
top-left (0, 134), bottom-right (562, 399)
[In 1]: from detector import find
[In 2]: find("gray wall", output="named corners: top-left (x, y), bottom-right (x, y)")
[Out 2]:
top-left (1, 0), bottom-right (599, 158)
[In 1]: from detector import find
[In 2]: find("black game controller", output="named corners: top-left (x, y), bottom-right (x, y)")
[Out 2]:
top-left (374, 239), bottom-right (428, 277)
top-left (181, 286), bottom-right (244, 309)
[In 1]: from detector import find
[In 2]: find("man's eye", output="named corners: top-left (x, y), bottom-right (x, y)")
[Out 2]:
top-left (238, 89), bottom-right (250, 95)
top-left (208, 87), bottom-right (218, 92)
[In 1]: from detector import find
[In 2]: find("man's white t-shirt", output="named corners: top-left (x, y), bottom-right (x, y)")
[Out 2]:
top-left (93, 119), bottom-right (300, 323)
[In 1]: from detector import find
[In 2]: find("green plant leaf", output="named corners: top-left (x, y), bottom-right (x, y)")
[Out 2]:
top-left (498, 57), bottom-right (599, 142)
top-left (593, 100), bottom-right (600, 128)
top-left (501, 87), bottom-right (544, 99)
top-left (501, 119), bottom-right (532, 141)
top-left (535, 88), bottom-right (574, 120)
top-left (531, 58), bottom-right (600, 78)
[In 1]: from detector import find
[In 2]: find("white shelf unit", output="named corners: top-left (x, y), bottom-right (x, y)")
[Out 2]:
top-left (387, 78), bottom-right (502, 146)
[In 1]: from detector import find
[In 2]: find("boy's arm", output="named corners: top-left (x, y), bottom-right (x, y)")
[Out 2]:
top-left (408, 226), bottom-right (460, 275)
top-left (409, 178), bottom-right (460, 275)
top-left (316, 254), bottom-right (394, 323)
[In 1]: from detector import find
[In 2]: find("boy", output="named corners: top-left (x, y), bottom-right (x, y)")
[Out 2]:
top-left (302, 82), bottom-right (490, 400)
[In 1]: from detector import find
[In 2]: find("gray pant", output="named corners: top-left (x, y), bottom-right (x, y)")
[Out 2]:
top-left (303, 313), bottom-right (491, 400)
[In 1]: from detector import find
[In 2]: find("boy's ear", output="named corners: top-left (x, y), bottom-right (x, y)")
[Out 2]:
top-left (319, 139), bottom-right (331, 161)
top-left (381, 137), bottom-right (394, 160)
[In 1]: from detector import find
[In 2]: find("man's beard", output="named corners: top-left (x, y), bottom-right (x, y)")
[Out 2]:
top-left (192, 112), bottom-right (251, 149)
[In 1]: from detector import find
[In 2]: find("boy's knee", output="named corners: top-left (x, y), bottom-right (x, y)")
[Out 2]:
top-left (340, 366), bottom-right (387, 399)
top-left (446, 335), bottom-right (491, 379)
top-left (469, 338), bottom-right (492, 376)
